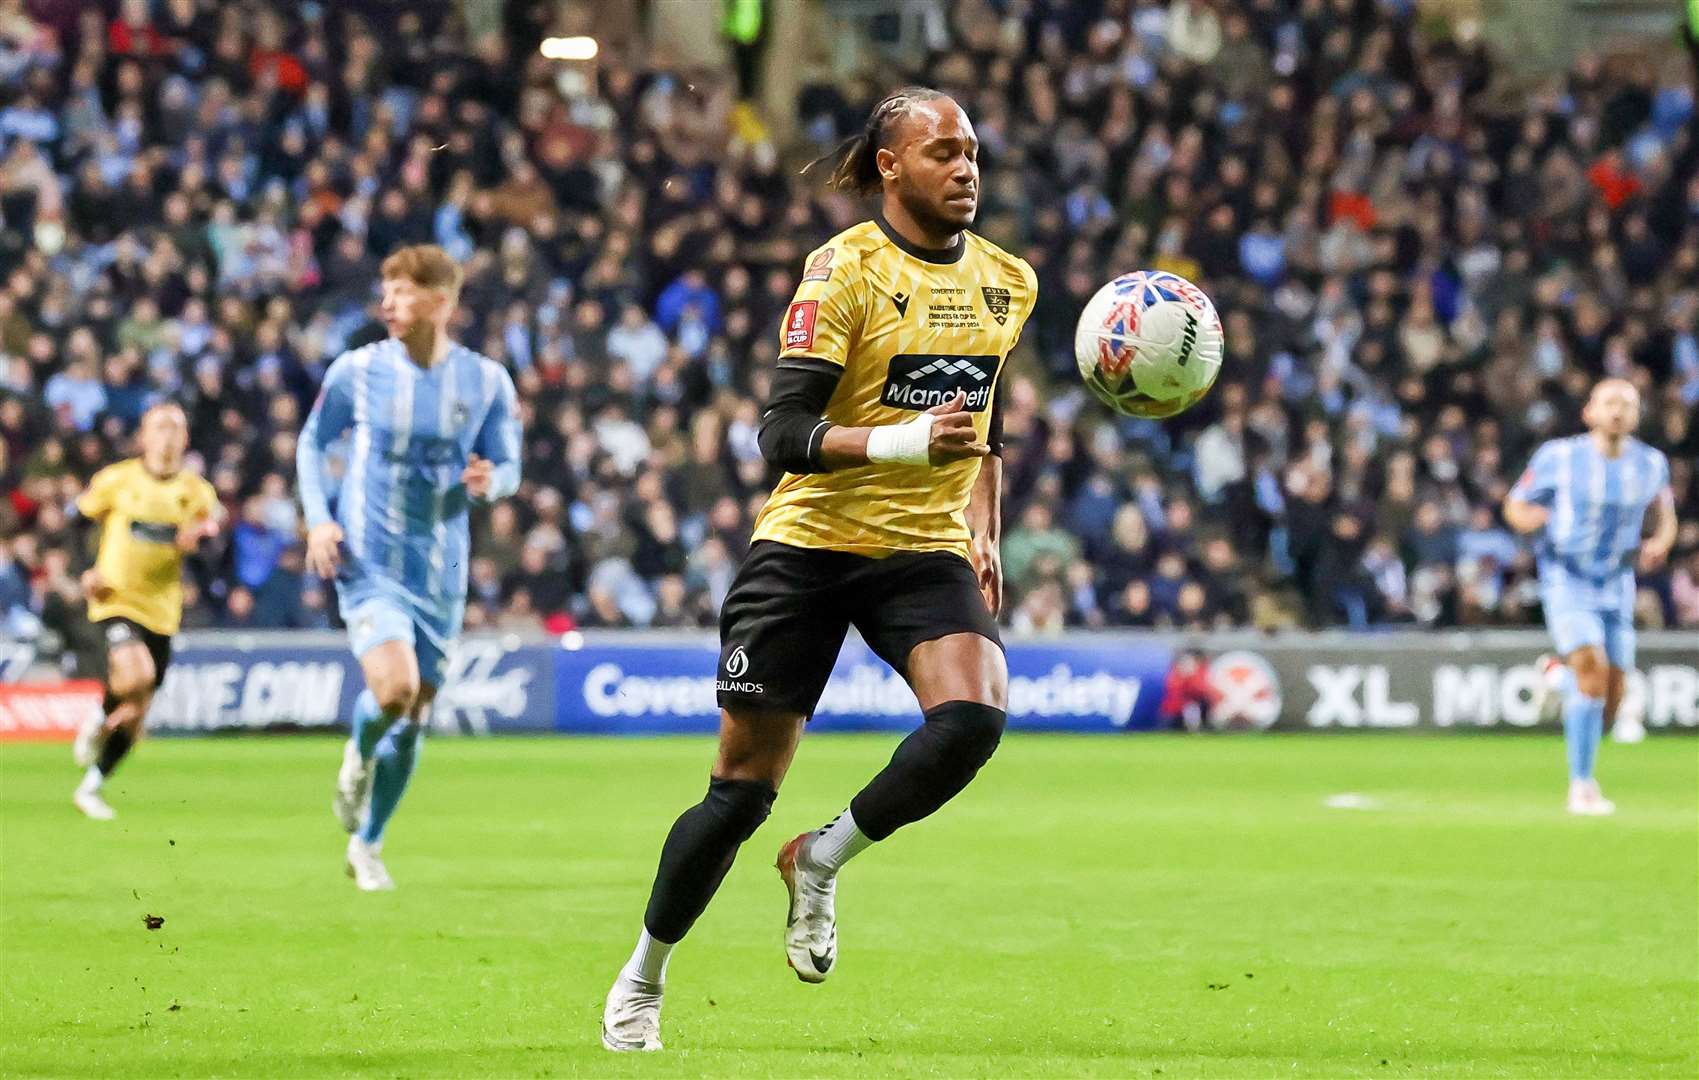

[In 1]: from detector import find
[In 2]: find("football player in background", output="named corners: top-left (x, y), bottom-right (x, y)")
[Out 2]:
top-left (71, 402), bottom-right (220, 819)
top-left (1506, 378), bottom-right (1676, 814)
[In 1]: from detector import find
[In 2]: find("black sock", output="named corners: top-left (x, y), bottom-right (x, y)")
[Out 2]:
top-left (849, 700), bottom-right (1006, 841)
top-left (642, 777), bottom-right (776, 943)
top-left (97, 727), bottom-right (134, 777)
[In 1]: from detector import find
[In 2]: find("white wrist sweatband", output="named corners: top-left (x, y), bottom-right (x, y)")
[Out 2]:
top-left (865, 413), bottom-right (934, 466)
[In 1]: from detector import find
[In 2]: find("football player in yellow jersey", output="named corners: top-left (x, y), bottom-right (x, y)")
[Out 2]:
top-left (604, 87), bottom-right (1037, 1051)
top-left (70, 402), bottom-right (220, 820)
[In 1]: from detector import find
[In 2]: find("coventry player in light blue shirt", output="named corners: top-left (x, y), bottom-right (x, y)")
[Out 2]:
top-left (1505, 379), bottom-right (1676, 816)
top-left (298, 245), bottom-right (521, 889)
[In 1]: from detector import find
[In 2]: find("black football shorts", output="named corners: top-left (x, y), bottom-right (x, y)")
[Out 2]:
top-left (98, 617), bottom-right (172, 711)
top-left (715, 540), bottom-right (1002, 715)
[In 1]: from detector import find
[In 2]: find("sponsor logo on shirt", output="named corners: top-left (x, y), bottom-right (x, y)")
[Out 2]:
top-left (879, 354), bottom-right (998, 412)
top-left (129, 520), bottom-right (179, 545)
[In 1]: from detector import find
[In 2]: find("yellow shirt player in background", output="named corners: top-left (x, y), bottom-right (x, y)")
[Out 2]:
top-left (604, 87), bottom-right (1035, 1052)
top-left (70, 401), bottom-right (220, 820)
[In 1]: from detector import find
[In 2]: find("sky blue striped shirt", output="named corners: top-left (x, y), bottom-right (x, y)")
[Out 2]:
top-left (1509, 434), bottom-right (1669, 610)
top-left (297, 339), bottom-right (521, 627)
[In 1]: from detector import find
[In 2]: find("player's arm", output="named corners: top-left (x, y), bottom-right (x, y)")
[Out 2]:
top-left (964, 263), bottom-right (1030, 615)
top-left (72, 466), bottom-right (119, 599)
top-left (463, 367), bottom-right (522, 502)
top-left (175, 482), bottom-right (224, 553)
top-left (965, 385), bottom-right (1005, 615)
top-left (1502, 495), bottom-right (1548, 534)
top-left (73, 465), bottom-right (117, 522)
top-left (1503, 445), bottom-right (1557, 534)
top-left (1638, 483), bottom-right (1678, 573)
top-left (298, 357), bottom-right (356, 577)
top-left (758, 364), bottom-right (985, 472)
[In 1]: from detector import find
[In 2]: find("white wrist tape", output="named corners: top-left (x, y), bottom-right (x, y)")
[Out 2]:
top-left (865, 413), bottom-right (934, 466)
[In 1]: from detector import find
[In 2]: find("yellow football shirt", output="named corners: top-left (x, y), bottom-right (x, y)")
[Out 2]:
top-left (751, 216), bottom-right (1038, 563)
top-left (77, 458), bottom-right (218, 636)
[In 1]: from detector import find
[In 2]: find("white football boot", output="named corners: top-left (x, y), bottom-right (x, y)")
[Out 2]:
top-left (1567, 779), bottom-right (1616, 816)
top-left (345, 834), bottom-right (395, 890)
top-left (73, 785), bottom-right (116, 821)
top-left (72, 712), bottom-right (105, 769)
top-left (1531, 654), bottom-right (1565, 723)
top-left (776, 831), bottom-right (837, 983)
top-left (1610, 712), bottom-right (1646, 745)
top-left (601, 975), bottom-right (664, 1052)
top-left (333, 740), bottom-right (373, 833)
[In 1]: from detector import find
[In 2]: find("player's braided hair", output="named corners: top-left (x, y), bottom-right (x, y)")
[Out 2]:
top-left (805, 86), bottom-right (949, 196)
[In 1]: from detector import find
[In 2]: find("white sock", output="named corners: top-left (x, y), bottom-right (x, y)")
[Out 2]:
top-left (78, 766), bottom-right (104, 795)
top-left (621, 927), bottom-right (674, 986)
top-left (803, 808), bottom-right (873, 874)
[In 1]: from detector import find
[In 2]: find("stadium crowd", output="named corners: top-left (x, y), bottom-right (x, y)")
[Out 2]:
top-left (1, 0), bottom-right (1697, 655)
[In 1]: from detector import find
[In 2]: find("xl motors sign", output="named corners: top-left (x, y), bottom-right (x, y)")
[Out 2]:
top-left (1256, 639), bottom-right (1699, 730)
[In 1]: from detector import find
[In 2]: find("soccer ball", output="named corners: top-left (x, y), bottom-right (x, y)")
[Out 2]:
top-left (1074, 270), bottom-right (1224, 419)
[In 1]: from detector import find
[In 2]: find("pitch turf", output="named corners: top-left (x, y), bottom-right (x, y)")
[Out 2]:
top-left (1, 734), bottom-right (1695, 1078)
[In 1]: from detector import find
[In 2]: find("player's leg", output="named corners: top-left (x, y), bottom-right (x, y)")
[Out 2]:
top-left (345, 681), bottom-right (433, 892)
top-left (1562, 643), bottom-right (1608, 800)
top-left (345, 622), bottom-right (447, 891)
top-left (640, 709), bottom-right (805, 954)
top-left (1603, 610), bottom-right (1643, 746)
top-left (347, 630), bottom-right (447, 890)
top-left (74, 623), bottom-right (164, 820)
top-left (360, 681), bottom-right (434, 841)
top-left (1550, 603), bottom-right (1611, 814)
top-left (605, 542), bottom-right (845, 1051)
top-left (780, 553), bottom-right (1006, 982)
top-left (852, 631), bottom-right (1008, 828)
top-left (603, 705), bottom-right (805, 1051)
top-left (1603, 666), bottom-right (1638, 744)
top-left (333, 593), bottom-right (421, 832)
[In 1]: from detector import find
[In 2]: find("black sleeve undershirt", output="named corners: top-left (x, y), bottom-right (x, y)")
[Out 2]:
top-left (758, 358), bottom-right (842, 473)
top-left (757, 356), bottom-right (1007, 473)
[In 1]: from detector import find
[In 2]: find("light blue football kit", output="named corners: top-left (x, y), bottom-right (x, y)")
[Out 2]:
top-left (1509, 434), bottom-right (1668, 781)
top-left (298, 338), bottom-right (520, 842)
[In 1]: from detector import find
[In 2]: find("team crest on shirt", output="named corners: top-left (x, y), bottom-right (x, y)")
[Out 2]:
top-left (451, 399), bottom-right (470, 428)
top-left (980, 286), bottom-right (1011, 326)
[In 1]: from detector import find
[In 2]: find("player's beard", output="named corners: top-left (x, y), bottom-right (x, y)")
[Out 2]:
top-left (896, 185), bottom-right (972, 245)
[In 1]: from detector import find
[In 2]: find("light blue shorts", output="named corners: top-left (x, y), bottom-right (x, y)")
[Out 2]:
top-left (336, 576), bottom-right (460, 689)
top-left (1544, 604), bottom-right (1636, 670)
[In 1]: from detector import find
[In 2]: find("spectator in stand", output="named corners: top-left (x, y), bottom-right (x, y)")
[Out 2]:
top-left (0, 0), bottom-right (1692, 643)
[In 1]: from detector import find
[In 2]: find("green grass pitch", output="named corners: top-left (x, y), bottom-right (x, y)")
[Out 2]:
top-left (2, 734), bottom-right (1695, 1078)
